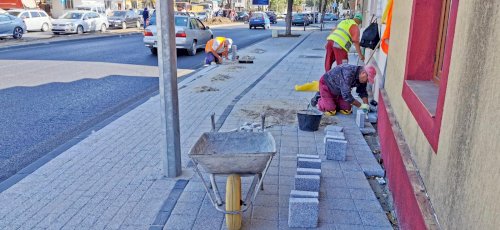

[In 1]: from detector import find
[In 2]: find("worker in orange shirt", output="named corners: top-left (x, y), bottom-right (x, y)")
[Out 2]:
top-left (205, 37), bottom-right (232, 65)
top-left (324, 13), bottom-right (364, 72)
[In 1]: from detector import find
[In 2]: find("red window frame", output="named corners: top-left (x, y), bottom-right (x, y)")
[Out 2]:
top-left (401, 0), bottom-right (459, 152)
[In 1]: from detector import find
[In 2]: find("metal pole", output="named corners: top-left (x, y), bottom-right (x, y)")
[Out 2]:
top-left (157, 0), bottom-right (182, 177)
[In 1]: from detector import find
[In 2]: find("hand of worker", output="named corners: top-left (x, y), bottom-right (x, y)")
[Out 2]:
top-left (359, 54), bottom-right (365, 61)
top-left (360, 103), bottom-right (370, 113)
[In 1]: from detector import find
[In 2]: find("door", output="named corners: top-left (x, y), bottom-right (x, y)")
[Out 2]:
top-left (29, 11), bottom-right (43, 31)
top-left (188, 18), bottom-right (200, 47)
top-left (0, 15), bottom-right (12, 35)
top-left (19, 12), bottom-right (33, 31)
top-left (82, 13), bottom-right (91, 31)
top-left (195, 19), bottom-right (210, 45)
top-left (89, 13), bottom-right (99, 31)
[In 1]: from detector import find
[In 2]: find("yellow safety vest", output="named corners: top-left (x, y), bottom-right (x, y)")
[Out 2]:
top-left (327, 19), bottom-right (357, 52)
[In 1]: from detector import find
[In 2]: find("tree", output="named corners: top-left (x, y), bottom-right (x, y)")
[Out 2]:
top-left (285, 0), bottom-right (293, 35)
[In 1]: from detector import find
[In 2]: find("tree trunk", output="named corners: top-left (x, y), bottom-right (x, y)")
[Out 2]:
top-left (285, 0), bottom-right (293, 35)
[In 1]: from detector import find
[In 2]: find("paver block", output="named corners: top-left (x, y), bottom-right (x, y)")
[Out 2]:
top-left (356, 110), bottom-right (366, 128)
top-left (324, 131), bottom-right (346, 143)
top-left (296, 154), bottom-right (320, 159)
top-left (297, 168), bottom-right (321, 176)
top-left (325, 125), bottom-right (343, 133)
top-left (359, 162), bottom-right (385, 177)
top-left (294, 175), bottom-right (320, 192)
top-left (297, 158), bottom-right (322, 169)
top-left (326, 139), bottom-right (347, 161)
top-left (290, 190), bottom-right (319, 198)
top-left (288, 198), bottom-right (319, 228)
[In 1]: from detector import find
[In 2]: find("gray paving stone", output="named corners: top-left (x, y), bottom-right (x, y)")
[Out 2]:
top-left (325, 198), bottom-right (357, 211)
top-left (252, 205), bottom-right (279, 221)
top-left (323, 187), bottom-right (351, 199)
top-left (334, 224), bottom-right (365, 230)
top-left (297, 158), bottom-right (322, 169)
top-left (294, 175), bottom-right (320, 192)
top-left (288, 198), bottom-right (319, 228)
top-left (296, 154), bottom-right (320, 159)
top-left (245, 219), bottom-right (279, 230)
top-left (254, 194), bottom-right (280, 207)
top-left (359, 211), bottom-right (392, 227)
top-left (339, 161), bottom-right (363, 172)
top-left (191, 214), bottom-right (223, 230)
top-left (164, 214), bottom-right (196, 230)
top-left (359, 162), bottom-right (385, 177)
top-left (363, 226), bottom-right (393, 230)
top-left (325, 139), bottom-right (347, 161)
top-left (290, 190), bottom-right (319, 198)
top-left (349, 188), bottom-right (377, 201)
top-left (345, 179), bottom-right (372, 189)
top-left (324, 125), bottom-right (344, 133)
top-left (297, 168), bottom-right (322, 176)
top-left (354, 199), bottom-right (384, 212)
top-left (329, 210), bottom-right (362, 225)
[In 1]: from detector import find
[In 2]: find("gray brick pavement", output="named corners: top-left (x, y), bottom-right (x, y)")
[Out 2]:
top-left (0, 27), bottom-right (392, 230)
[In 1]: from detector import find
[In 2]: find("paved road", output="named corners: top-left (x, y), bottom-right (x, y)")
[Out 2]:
top-left (0, 22), bottom-right (282, 183)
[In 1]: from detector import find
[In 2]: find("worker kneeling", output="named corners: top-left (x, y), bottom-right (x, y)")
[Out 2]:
top-left (205, 37), bottom-right (233, 65)
top-left (311, 64), bottom-right (376, 116)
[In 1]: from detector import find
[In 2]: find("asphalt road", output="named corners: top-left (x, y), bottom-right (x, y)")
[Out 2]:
top-left (0, 22), bottom-right (281, 183)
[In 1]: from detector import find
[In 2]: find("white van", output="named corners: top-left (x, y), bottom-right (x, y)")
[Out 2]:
top-left (8, 9), bottom-right (52, 32)
top-left (75, 4), bottom-right (106, 16)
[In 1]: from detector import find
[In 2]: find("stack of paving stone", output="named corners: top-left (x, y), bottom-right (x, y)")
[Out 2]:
top-left (356, 109), bottom-right (377, 135)
top-left (324, 125), bottom-right (348, 161)
top-left (288, 154), bottom-right (322, 228)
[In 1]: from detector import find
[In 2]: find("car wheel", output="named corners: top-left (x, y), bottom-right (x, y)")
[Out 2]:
top-left (122, 22), bottom-right (127, 29)
top-left (249, 25), bottom-right (252, 29)
top-left (77, 25), bottom-right (84, 34)
top-left (100, 24), bottom-right (106, 33)
top-left (150, 48), bottom-right (157, 55)
top-left (187, 41), bottom-right (197, 56)
top-left (263, 25), bottom-right (266, 30)
top-left (136, 20), bottom-right (141, 28)
top-left (53, 32), bottom-right (60, 35)
top-left (41, 23), bottom-right (49, 32)
top-left (13, 27), bottom-right (23, 39)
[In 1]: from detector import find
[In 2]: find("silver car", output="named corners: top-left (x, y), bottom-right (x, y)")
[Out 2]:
top-left (0, 13), bottom-right (26, 39)
top-left (51, 11), bottom-right (109, 34)
top-left (143, 15), bottom-right (213, 56)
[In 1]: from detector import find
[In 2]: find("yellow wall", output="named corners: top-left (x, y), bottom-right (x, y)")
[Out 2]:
top-left (383, 0), bottom-right (500, 228)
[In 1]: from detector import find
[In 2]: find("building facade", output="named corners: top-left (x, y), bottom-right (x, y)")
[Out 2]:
top-left (361, 0), bottom-right (500, 229)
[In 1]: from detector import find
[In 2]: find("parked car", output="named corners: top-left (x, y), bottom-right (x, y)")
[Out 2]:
top-left (75, 5), bottom-right (106, 16)
top-left (143, 13), bottom-right (213, 56)
top-left (108, 10), bottom-right (141, 29)
top-left (249, 12), bottom-right (270, 29)
top-left (236, 11), bottom-right (249, 22)
top-left (266, 11), bottom-right (277, 24)
top-left (51, 11), bottom-right (108, 35)
top-left (323, 13), bottom-right (339, 21)
top-left (292, 13), bottom-right (310, 26)
top-left (0, 9), bottom-right (6, 14)
top-left (8, 9), bottom-right (52, 32)
top-left (0, 13), bottom-right (26, 39)
top-left (196, 11), bottom-right (208, 21)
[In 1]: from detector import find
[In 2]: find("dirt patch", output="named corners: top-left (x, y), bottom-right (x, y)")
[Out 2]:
top-left (319, 116), bottom-right (337, 126)
top-left (240, 105), bottom-right (297, 126)
top-left (194, 86), bottom-right (219, 92)
top-left (204, 17), bottom-right (233, 25)
top-left (211, 74), bottom-right (232, 82)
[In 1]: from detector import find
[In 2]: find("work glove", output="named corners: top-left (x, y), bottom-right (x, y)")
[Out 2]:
top-left (360, 103), bottom-right (370, 113)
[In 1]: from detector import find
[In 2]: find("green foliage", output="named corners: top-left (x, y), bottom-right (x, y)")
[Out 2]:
top-left (269, 0), bottom-right (305, 13)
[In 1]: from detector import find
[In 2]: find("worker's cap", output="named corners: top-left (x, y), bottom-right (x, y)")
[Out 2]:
top-left (364, 65), bottom-right (376, 84)
top-left (226, 38), bottom-right (233, 46)
top-left (354, 13), bottom-right (363, 22)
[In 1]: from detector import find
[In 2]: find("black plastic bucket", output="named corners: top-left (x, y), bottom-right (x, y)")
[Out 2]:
top-left (297, 110), bottom-right (322, 131)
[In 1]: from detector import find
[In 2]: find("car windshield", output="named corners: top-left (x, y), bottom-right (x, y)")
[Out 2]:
top-left (198, 12), bottom-right (206, 15)
top-left (293, 13), bottom-right (304, 18)
top-left (111, 11), bottom-right (126, 17)
top-left (8, 11), bottom-right (21, 16)
top-left (149, 14), bottom-right (187, 27)
top-left (60, 12), bottom-right (83, 19)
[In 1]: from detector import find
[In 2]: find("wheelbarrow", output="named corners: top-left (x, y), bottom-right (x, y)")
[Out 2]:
top-left (188, 114), bottom-right (276, 230)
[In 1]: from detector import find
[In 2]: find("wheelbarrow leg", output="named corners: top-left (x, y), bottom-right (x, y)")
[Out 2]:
top-left (258, 173), bottom-right (264, 190)
top-left (210, 174), bottom-right (223, 206)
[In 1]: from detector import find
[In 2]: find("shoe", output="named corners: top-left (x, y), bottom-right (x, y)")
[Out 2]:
top-left (310, 92), bottom-right (320, 107)
top-left (324, 110), bottom-right (336, 116)
top-left (339, 109), bottom-right (352, 115)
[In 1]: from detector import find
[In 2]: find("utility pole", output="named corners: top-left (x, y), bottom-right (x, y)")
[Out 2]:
top-left (156, 0), bottom-right (182, 177)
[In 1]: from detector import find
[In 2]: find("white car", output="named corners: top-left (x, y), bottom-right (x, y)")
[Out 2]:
top-left (8, 9), bottom-right (52, 32)
top-left (143, 14), bottom-right (213, 56)
top-left (51, 11), bottom-right (108, 35)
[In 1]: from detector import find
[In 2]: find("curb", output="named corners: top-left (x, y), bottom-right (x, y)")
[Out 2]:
top-left (0, 32), bottom-right (142, 51)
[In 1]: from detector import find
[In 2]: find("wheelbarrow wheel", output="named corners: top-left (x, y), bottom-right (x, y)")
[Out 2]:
top-left (225, 174), bottom-right (242, 230)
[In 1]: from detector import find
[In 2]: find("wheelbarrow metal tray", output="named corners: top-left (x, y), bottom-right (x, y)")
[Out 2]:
top-left (189, 131), bottom-right (277, 174)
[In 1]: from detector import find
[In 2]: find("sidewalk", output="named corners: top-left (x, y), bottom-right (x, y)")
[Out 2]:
top-left (0, 27), bottom-right (391, 230)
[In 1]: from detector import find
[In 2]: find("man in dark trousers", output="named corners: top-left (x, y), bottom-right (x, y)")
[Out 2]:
top-left (142, 7), bottom-right (149, 29)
